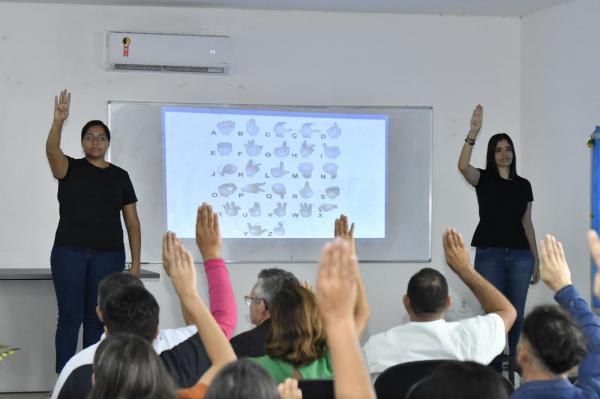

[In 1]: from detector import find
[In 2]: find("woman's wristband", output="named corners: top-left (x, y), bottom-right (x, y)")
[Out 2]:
top-left (464, 136), bottom-right (476, 145)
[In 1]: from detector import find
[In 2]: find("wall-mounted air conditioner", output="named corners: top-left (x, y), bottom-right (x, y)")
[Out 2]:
top-left (106, 32), bottom-right (231, 74)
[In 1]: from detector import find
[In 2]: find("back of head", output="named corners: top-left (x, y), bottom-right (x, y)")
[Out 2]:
top-left (254, 268), bottom-right (300, 309)
top-left (204, 358), bottom-right (279, 399)
top-left (407, 361), bottom-right (510, 399)
top-left (88, 333), bottom-right (176, 399)
top-left (98, 272), bottom-right (144, 313)
top-left (103, 285), bottom-right (159, 342)
top-left (267, 284), bottom-right (326, 366)
top-left (406, 268), bottom-right (448, 315)
top-left (522, 304), bottom-right (587, 374)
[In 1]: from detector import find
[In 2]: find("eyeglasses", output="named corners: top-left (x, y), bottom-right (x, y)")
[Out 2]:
top-left (83, 134), bottom-right (109, 144)
top-left (244, 295), bottom-right (265, 306)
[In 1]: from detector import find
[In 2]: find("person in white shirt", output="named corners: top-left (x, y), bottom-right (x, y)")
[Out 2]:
top-left (363, 228), bottom-right (516, 381)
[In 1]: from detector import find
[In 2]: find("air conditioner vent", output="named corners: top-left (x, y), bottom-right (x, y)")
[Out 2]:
top-left (114, 63), bottom-right (162, 72)
top-left (114, 64), bottom-right (225, 74)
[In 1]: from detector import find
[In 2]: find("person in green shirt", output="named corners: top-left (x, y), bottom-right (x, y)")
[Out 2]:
top-left (252, 215), bottom-right (370, 384)
top-left (253, 284), bottom-right (332, 383)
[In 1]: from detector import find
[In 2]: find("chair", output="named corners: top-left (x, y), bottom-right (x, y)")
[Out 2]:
top-left (298, 379), bottom-right (335, 399)
top-left (404, 364), bottom-right (514, 399)
top-left (374, 360), bottom-right (449, 399)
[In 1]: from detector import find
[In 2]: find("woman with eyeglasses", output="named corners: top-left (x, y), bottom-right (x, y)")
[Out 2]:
top-left (250, 215), bottom-right (369, 384)
top-left (45, 89), bottom-right (141, 373)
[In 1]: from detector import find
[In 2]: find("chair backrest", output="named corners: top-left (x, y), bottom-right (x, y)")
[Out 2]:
top-left (374, 360), bottom-right (449, 399)
top-left (500, 375), bottom-right (514, 395)
top-left (405, 366), bottom-right (514, 399)
top-left (298, 379), bottom-right (335, 399)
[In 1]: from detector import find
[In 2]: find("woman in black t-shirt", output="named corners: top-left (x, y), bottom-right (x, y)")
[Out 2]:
top-left (457, 105), bottom-right (539, 375)
top-left (45, 89), bottom-right (141, 373)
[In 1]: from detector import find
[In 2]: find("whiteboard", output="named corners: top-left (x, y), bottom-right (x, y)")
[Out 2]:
top-left (109, 102), bottom-right (432, 263)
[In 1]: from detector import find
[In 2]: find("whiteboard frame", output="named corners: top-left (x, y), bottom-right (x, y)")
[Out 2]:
top-left (108, 101), bottom-right (432, 263)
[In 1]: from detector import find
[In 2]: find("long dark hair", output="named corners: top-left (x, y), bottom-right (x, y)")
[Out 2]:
top-left (485, 133), bottom-right (518, 179)
top-left (88, 333), bottom-right (176, 399)
top-left (204, 359), bottom-right (279, 399)
top-left (266, 285), bottom-right (327, 366)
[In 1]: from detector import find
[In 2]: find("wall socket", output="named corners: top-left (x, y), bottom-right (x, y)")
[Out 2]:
top-left (459, 299), bottom-right (468, 313)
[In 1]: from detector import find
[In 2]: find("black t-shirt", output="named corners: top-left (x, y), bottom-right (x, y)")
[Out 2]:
top-left (230, 319), bottom-right (272, 358)
top-left (54, 157), bottom-right (137, 251)
top-left (471, 168), bottom-right (533, 249)
top-left (57, 334), bottom-right (212, 398)
top-left (160, 334), bottom-right (212, 388)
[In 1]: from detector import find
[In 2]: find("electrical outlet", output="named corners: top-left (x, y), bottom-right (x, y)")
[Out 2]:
top-left (459, 299), bottom-right (468, 313)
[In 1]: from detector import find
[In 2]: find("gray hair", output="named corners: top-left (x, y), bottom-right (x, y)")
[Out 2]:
top-left (253, 268), bottom-right (299, 308)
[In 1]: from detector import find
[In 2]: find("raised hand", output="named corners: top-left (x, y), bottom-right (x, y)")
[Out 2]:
top-left (539, 234), bottom-right (572, 292)
top-left (587, 230), bottom-right (600, 298)
top-left (301, 281), bottom-right (313, 292)
top-left (54, 89), bottom-right (71, 123)
top-left (469, 104), bottom-right (483, 138)
top-left (223, 201), bottom-right (241, 217)
top-left (196, 203), bottom-right (222, 260)
top-left (162, 231), bottom-right (198, 298)
top-left (278, 378), bottom-right (303, 399)
top-left (316, 238), bottom-right (358, 324)
top-left (442, 228), bottom-right (473, 275)
top-left (334, 214), bottom-right (356, 256)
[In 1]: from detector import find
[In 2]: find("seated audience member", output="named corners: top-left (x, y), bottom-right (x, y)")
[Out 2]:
top-left (52, 203), bottom-right (236, 398)
top-left (511, 234), bottom-right (600, 399)
top-left (164, 231), bottom-right (237, 399)
top-left (252, 215), bottom-right (370, 383)
top-left (316, 237), bottom-right (376, 399)
top-left (51, 273), bottom-right (188, 399)
top-left (87, 333), bottom-right (177, 399)
top-left (406, 360), bottom-right (510, 399)
top-left (252, 284), bottom-right (330, 383)
top-left (363, 228), bottom-right (516, 380)
top-left (207, 234), bottom-right (373, 399)
top-left (230, 268), bottom-right (299, 357)
top-left (204, 359), bottom-right (297, 399)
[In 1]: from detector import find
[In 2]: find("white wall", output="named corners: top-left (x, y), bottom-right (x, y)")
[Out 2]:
top-left (0, 2), bottom-right (523, 391)
top-left (521, 0), bottom-right (600, 310)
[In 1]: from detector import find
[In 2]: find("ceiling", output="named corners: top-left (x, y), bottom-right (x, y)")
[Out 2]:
top-left (2, 0), bottom-right (572, 17)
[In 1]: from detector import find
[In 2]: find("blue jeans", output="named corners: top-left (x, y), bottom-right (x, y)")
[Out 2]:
top-left (474, 247), bottom-right (533, 359)
top-left (51, 245), bottom-right (124, 373)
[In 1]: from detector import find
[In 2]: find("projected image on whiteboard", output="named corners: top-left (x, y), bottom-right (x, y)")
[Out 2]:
top-left (163, 107), bottom-right (387, 239)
